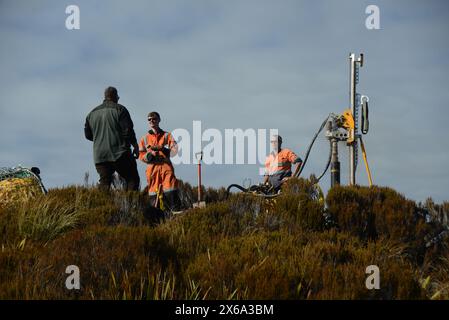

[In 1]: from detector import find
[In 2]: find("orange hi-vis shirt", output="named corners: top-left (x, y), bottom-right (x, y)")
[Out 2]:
top-left (138, 129), bottom-right (178, 196)
top-left (264, 148), bottom-right (302, 176)
top-left (138, 129), bottom-right (176, 164)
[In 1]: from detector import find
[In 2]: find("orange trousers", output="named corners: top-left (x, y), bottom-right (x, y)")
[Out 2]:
top-left (145, 162), bottom-right (178, 196)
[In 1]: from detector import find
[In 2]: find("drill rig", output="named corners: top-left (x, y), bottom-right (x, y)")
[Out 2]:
top-left (227, 53), bottom-right (373, 198)
top-left (324, 53), bottom-right (372, 187)
top-left (286, 53), bottom-right (373, 188)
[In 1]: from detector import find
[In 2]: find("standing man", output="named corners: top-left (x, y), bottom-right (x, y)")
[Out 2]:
top-left (138, 111), bottom-right (180, 210)
top-left (264, 135), bottom-right (303, 191)
top-left (84, 86), bottom-right (140, 191)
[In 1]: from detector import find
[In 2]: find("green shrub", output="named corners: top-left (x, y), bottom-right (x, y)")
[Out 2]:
top-left (0, 225), bottom-right (181, 299)
top-left (326, 186), bottom-right (439, 262)
top-left (185, 230), bottom-right (425, 299)
top-left (0, 204), bottom-right (21, 245)
top-left (177, 180), bottom-right (229, 206)
top-left (0, 183), bottom-right (447, 300)
top-left (47, 186), bottom-right (150, 227)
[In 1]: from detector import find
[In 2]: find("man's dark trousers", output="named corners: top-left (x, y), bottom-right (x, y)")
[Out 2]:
top-left (95, 151), bottom-right (140, 191)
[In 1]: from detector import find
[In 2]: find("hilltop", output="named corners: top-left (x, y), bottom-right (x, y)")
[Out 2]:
top-left (0, 178), bottom-right (448, 299)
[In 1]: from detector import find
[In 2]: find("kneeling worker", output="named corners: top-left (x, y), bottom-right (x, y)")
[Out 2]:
top-left (138, 111), bottom-right (180, 210)
top-left (264, 135), bottom-right (303, 191)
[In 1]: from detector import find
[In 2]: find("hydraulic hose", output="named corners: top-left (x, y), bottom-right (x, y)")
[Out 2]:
top-left (295, 115), bottom-right (330, 178)
top-left (226, 184), bottom-right (280, 199)
top-left (316, 139), bottom-right (332, 182)
top-left (226, 184), bottom-right (248, 194)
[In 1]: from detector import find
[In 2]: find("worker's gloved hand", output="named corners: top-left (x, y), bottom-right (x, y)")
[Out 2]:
top-left (150, 145), bottom-right (163, 151)
top-left (161, 146), bottom-right (170, 158)
top-left (145, 152), bottom-right (154, 163)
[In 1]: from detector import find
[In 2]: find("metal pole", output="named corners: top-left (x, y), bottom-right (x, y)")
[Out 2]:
top-left (349, 53), bottom-right (356, 186)
top-left (331, 138), bottom-right (340, 187)
top-left (326, 120), bottom-right (340, 188)
top-left (197, 161), bottom-right (202, 203)
top-left (194, 151), bottom-right (203, 206)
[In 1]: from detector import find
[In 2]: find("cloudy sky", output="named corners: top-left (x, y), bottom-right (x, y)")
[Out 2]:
top-left (1, 0), bottom-right (448, 203)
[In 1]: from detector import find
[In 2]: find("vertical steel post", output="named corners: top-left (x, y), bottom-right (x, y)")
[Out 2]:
top-left (196, 151), bottom-right (203, 205)
top-left (327, 120), bottom-right (340, 188)
top-left (331, 138), bottom-right (340, 187)
top-left (349, 53), bottom-right (356, 186)
top-left (349, 53), bottom-right (363, 185)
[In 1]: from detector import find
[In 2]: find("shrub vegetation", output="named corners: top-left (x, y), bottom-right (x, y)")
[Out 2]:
top-left (0, 178), bottom-right (448, 299)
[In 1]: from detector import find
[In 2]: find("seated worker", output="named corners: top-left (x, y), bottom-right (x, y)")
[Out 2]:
top-left (138, 111), bottom-right (180, 211)
top-left (263, 135), bottom-right (303, 191)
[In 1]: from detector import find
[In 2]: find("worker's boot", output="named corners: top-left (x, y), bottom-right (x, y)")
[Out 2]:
top-left (148, 194), bottom-right (158, 207)
top-left (165, 190), bottom-right (181, 212)
top-left (143, 195), bottom-right (165, 225)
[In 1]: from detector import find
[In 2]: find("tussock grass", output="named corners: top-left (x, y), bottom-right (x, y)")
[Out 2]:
top-left (17, 195), bottom-right (82, 242)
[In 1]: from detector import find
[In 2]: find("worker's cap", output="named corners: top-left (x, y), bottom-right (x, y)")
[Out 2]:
top-left (104, 86), bottom-right (119, 100)
top-left (147, 111), bottom-right (161, 121)
top-left (270, 135), bottom-right (282, 144)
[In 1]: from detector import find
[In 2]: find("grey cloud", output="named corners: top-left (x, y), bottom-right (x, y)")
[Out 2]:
top-left (1, 0), bottom-right (448, 202)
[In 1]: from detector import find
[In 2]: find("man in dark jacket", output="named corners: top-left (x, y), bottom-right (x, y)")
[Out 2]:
top-left (84, 87), bottom-right (140, 191)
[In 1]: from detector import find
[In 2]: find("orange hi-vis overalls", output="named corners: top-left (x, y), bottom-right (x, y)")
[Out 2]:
top-left (264, 148), bottom-right (302, 189)
top-left (138, 129), bottom-right (178, 196)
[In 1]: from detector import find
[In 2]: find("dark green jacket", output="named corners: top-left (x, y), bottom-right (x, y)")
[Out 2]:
top-left (84, 100), bottom-right (138, 164)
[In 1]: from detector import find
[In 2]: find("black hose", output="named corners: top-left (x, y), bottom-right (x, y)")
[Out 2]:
top-left (226, 184), bottom-right (248, 194)
top-left (295, 116), bottom-right (329, 178)
top-left (316, 139), bottom-right (332, 182)
top-left (226, 184), bottom-right (280, 199)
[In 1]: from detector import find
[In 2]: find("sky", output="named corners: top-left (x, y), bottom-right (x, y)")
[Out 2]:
top-left (1, 0), bottom-right (448, 203)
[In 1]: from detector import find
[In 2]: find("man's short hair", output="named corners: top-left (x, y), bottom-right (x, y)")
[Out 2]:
top-left (271, 135), bottom-right (282, 144)
top-left (147, 111), bottom-right (161, 120)
top-left (104, 86), bottom-right (119, 101)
